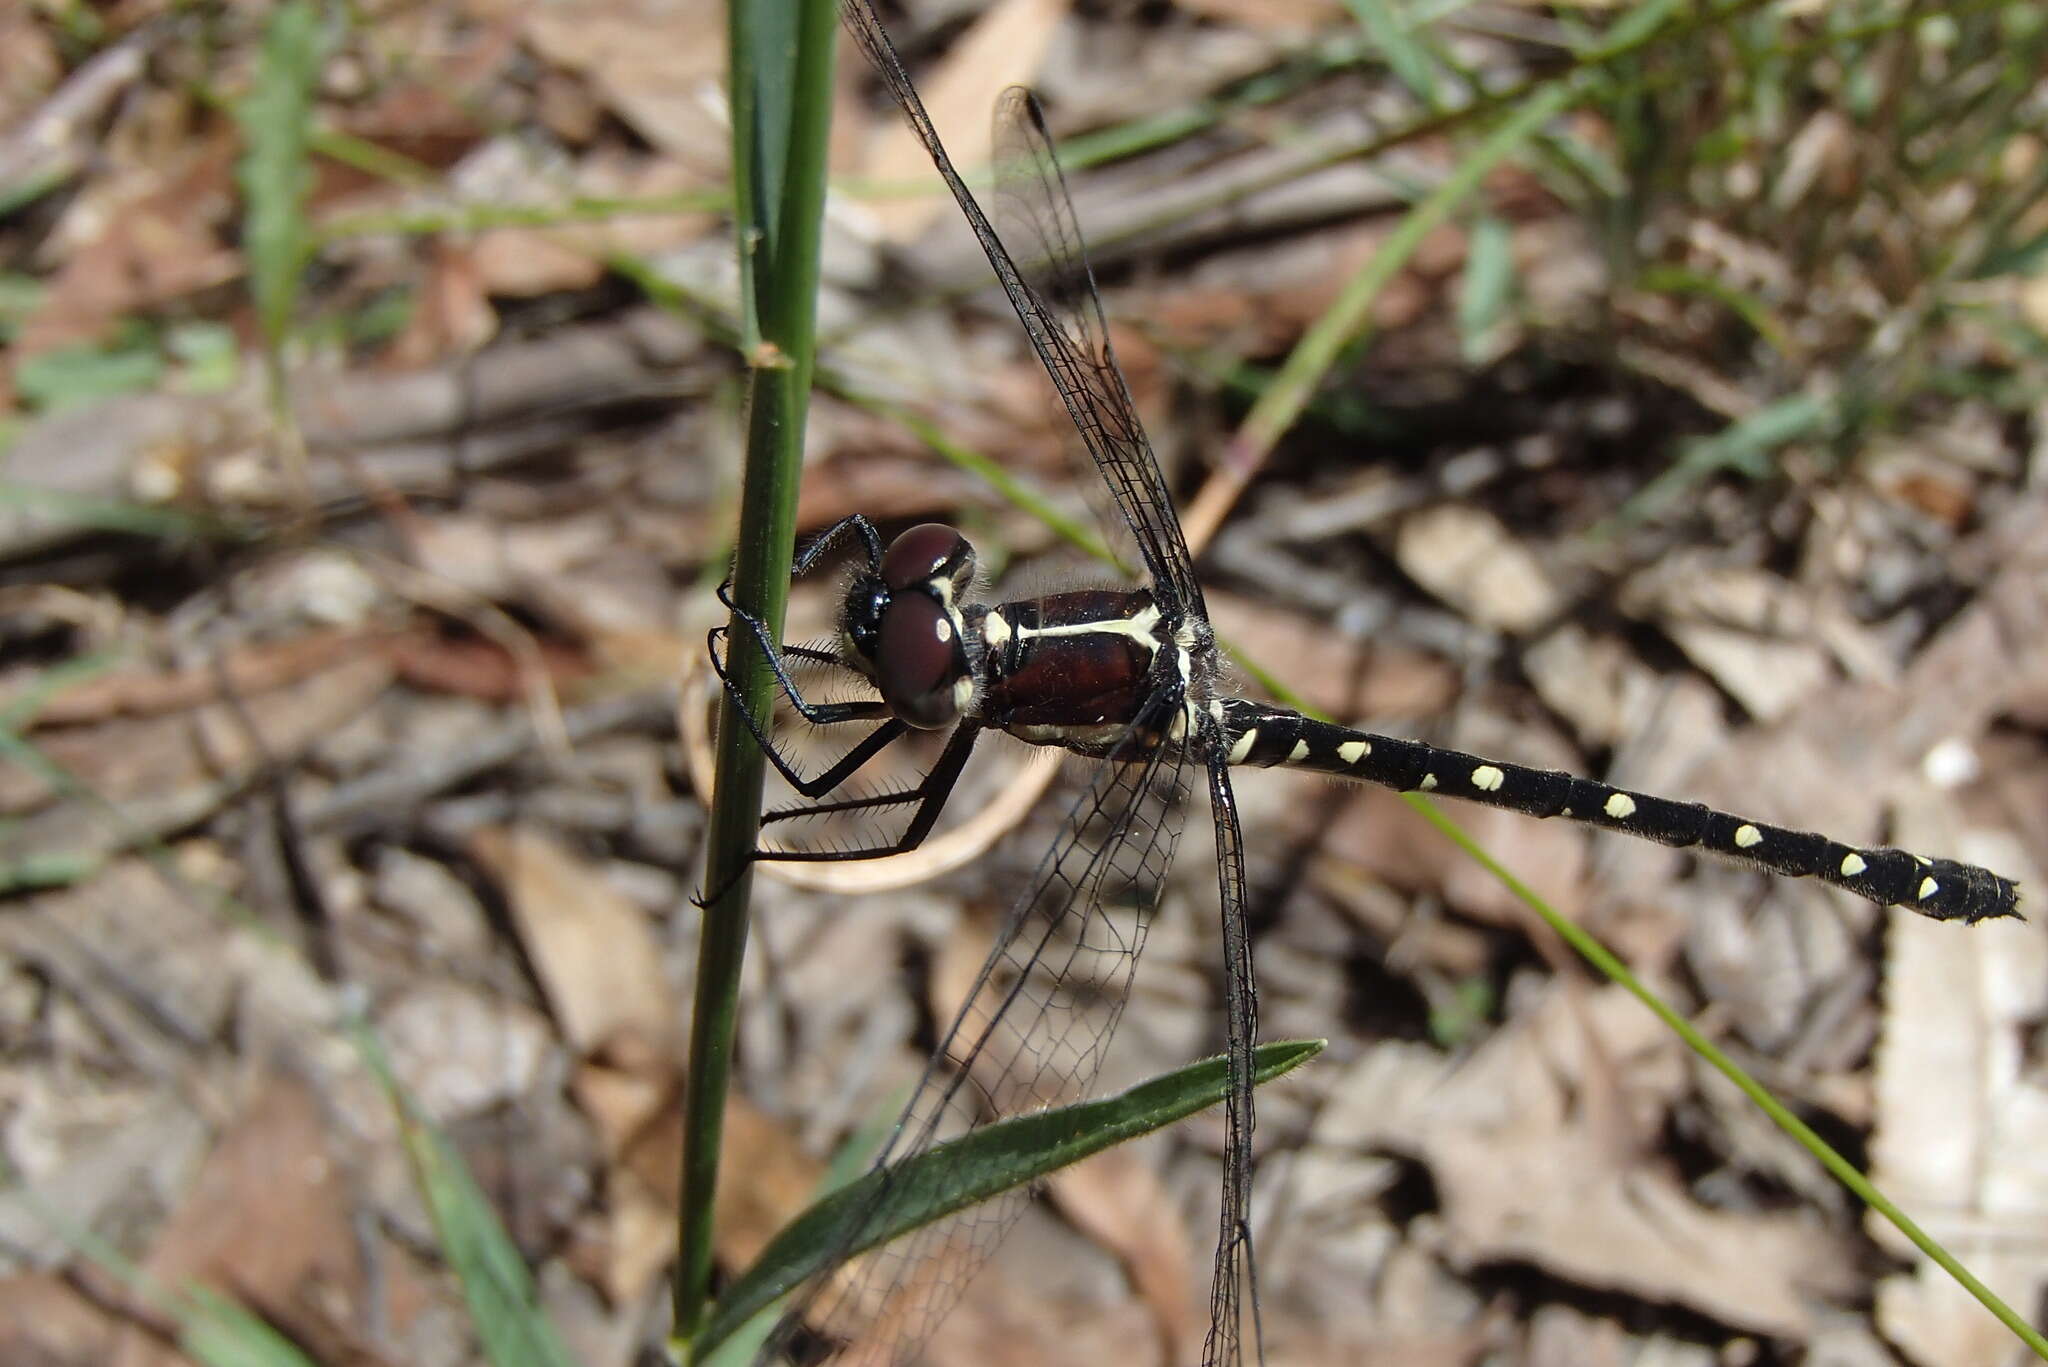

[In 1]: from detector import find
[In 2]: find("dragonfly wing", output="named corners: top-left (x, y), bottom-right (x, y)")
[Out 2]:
top-left (766, 685), bottom-right (1194, 1363)
top-left (1199, 732), bottom-right (1260, 1367)
top-left (842, 0), bottom-right (1203, 616)
top-left (984, 87), bottom-right (1206, 618)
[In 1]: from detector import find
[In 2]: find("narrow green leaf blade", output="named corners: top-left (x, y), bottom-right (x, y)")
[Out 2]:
top-left (698, 1038), bottom-right (1324, 1357)
top-left (407, 1120), bottom-right (580, 1367)
top-left (356, 1028), bottom-right (579, 1367)
top-left (1457, 214), bottom-right (1514, 363)
top-left (1344, 0), bottom-right (1440, 106)
top-left (234, 0), bottom-right (325, 351)
top-left (15, 341), bottom-right (163, 413)
top-left (178, 1288), bottom-right (318, 1367)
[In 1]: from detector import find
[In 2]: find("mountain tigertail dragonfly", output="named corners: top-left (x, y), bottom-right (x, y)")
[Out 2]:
top-left (709, 2), bottom-right (2023, 1361)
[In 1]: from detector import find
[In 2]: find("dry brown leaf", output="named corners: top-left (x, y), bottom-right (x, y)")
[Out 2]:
top-left (469, 825), bottom-right (674, 1057)
top-left (517, 0), bottom-right (728, 171)
top-left (3, 649), bottom-right (393, 812)
top-left (1048, 1148), bottom-right (1200, 1364)
top-left (0, 13), bottom-right (62, 133)
top-left (573, 1056), bottom-right (670, 1163)
top-left (0, 1273), bottom-right (119, 1364)
top-left (13, 627), bottom-right (390, 727)
top-left (1521, 624), bottom-right (1658, 751)
top-left (379, 981), bottom-right (552, 1124)
top-left (382, 238), bottom-right (498, 369)
top-left (13, 134), bottom-right (240, 363)
top-left (1322, 783), bottom-right (1589, 925)
top-left (1660, 621), bottom-right (1829, 724)
top-left (859, 0), bottom-right (1073, 243)
top-left (1206, 589), bottom-right (1458, 720)
top-left (386, 627), bottom-right (594, 703)
top-left (1392, 505), bottom-right (1561, 634)
top-left (604, 1166), bottom-right (679, 1305)
top-left (0, 1085), bottom-right (208, 1269)
top-left (0, 654), bottom-right (392, 890)
top-left (1870, 812), bottom-right (2048, 1367)
top-left (326, 15), bottom-right (511, 185)
top-left (1318, 986), bottom-right (1860, 1336)
top-left (120, 1073), bottom-right (358, 1367)
top-left (1170, 0), bottom-right (1343, 31)
top-left (457, 146), bottom-right (717, 298)
top-left (613, 1086), bottom-right (827, 1305)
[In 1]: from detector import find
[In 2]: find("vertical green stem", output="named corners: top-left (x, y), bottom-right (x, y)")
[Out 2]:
top-left (672, 0), bottom-right (837, 1355)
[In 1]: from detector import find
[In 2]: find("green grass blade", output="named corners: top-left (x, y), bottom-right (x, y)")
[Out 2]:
top-left (695, 1039), bottom-right (1323, 1359)
top-left (178, 1289), bottom-right (320, 1367)
top-left (355, 1027), bottom-right (579, 1367)
top-left (1234, 82), bottom-right (1571, 466)
top-left (14, 340), bottom-right (163, 412)
top-left (674, 0), bottom-right (838, 1356)
top-left (234, 0), bottom-right (324, 360)
top-left (1456, 213), bottom-right (1513, 362)
top-left (1597, 392), bottom-right (1830, 533)
top-left (0, 479), bottom-right (242, 543)
top-left (1343, 0), bottom-right (1443, 107)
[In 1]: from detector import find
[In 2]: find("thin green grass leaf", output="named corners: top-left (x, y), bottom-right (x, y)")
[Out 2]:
top-left (1236, 82), bottom-right (1571, 463)
top-left (1344, 0), bottom-right (1442, 107)
top-left (167, 322), bottom-right (244, 395)
top-left (677, 0), bottom-right (838, 1355)
top-left (0, 479), bottom-right (239, 541)
top-left (1575, 0), bottom-right (1687, 61)
top-left (1456, 214), bottom-right (1513, 363)
top-left (356, 1029), bottom-right (579, 1367)
top-left (178, 1288), bottom-right (319, 1367)
top-left (0, 272), bottom-right (44, 340)
top-left (1598, 392), bottom-right (1829, 534)
top-left (15, 339), bottom-right (163, 413)
top-left (1637, 264), bottom-right (1797, 358)
top-left (696, 1039), bottom-right (1323, 1359)
top-left (234, 0), bottom-right (325, 356)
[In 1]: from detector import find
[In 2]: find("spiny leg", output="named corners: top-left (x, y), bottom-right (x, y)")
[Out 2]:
top-left (708, 621), bottom-right (904, 796)
top-left (753, 722), bottom-right (985, 864)
top-left (710, 512), bottom-right (888, 727)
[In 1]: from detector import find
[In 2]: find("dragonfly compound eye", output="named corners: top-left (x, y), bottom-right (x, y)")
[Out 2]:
top-left (876, 591), bottom-right (971, 729)
top-left (880, 523), bottom-right (976, 596)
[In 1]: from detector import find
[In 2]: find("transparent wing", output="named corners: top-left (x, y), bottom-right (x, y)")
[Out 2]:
top-left (764, 686), bottom-right (1194, 1363)
top-left (1199, 734), bottom-right (1260, 1367)
top-left (840, 1), bottom-right (1206, 620)
top-left (984, 86), bottom-right (1207, 616)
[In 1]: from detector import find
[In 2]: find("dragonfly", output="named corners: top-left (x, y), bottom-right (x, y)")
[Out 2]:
top-left (712, 2), bottom-right (2024, 1361)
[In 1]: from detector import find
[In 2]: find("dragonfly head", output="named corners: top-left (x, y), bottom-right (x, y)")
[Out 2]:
top-left (842, 523), bottom-right (979, 730)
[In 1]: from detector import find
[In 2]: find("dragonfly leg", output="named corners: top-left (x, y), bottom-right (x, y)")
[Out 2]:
top-left (711, 514), bottom-right (888, 725)
top-left (753, 722), bottom-right (982, 863)
top-left (708, 619), bottom-right (905, 796)
top-left (711, 521), bottom-right (900, 795)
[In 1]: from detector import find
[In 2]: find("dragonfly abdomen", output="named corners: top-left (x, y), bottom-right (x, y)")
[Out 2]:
top-left (1218, 698), bottom-right (2018, 922)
